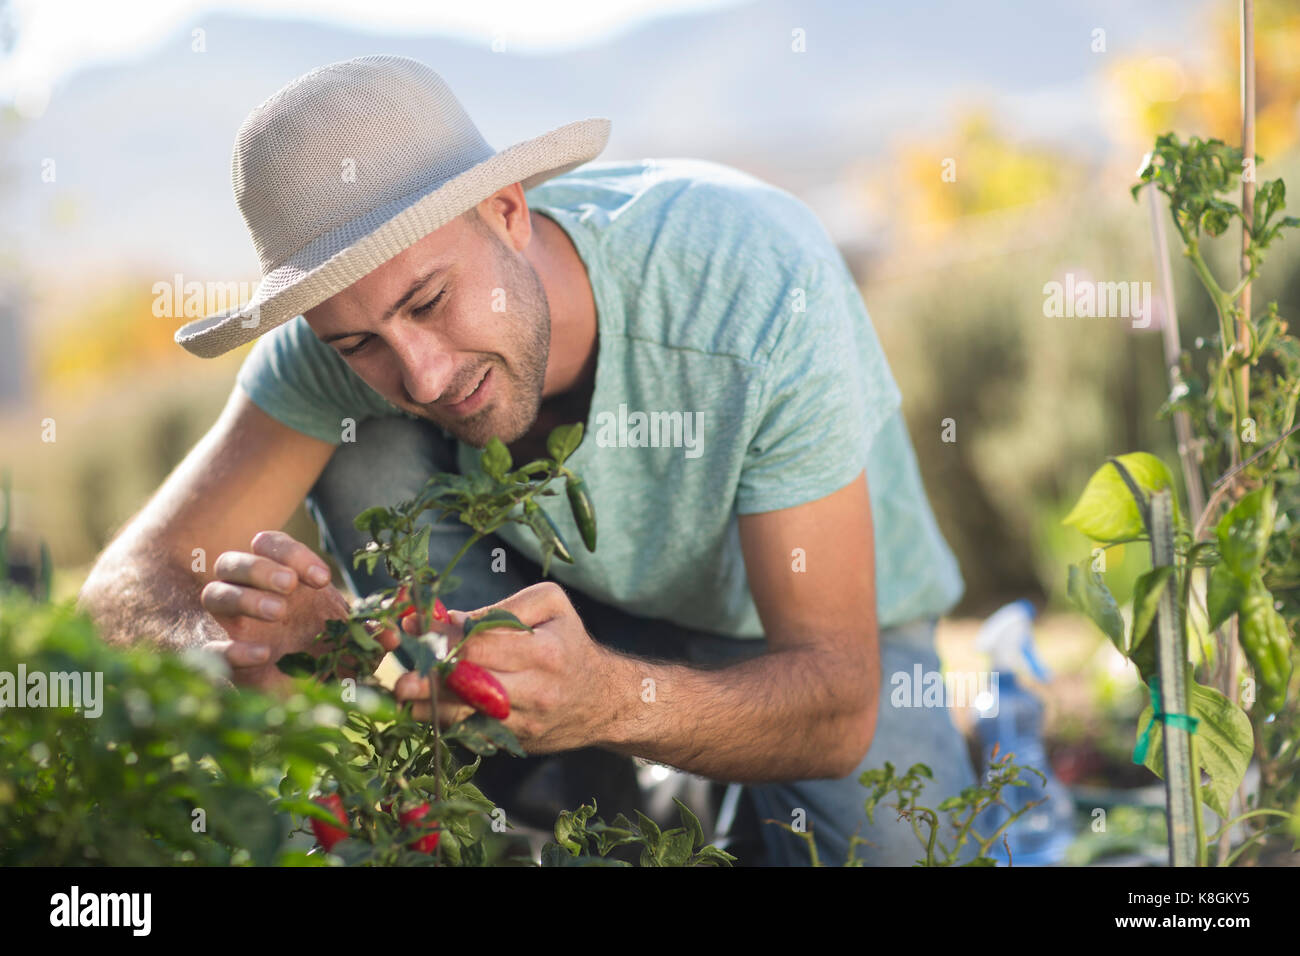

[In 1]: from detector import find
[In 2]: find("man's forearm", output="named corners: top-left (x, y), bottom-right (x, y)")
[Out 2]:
top-left (595, 641), bottom-right (877, 783)
top-left (78, 539), bottom-right (219, 652)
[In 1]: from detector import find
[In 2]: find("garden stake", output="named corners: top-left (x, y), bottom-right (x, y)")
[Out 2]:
top-left (1148, 489), bottom-right (1201, 866)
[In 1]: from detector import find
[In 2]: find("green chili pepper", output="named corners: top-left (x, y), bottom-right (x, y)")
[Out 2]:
top-left (1239, 575), bottom-right (1292, 714)
top-left (565, 475), bottom-right (597, 552)
top-left (524, 499), bottom-right (574, 565)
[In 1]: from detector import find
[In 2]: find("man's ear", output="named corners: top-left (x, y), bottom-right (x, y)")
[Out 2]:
top-left (475, 184), bottom-right (532, 252)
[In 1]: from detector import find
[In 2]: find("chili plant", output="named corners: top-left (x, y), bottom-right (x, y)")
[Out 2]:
top-left (541, 797), bottom-right (737, 867)
top-left (762, 748), bottom-right (1046, 866)
top-left (276, 423), bottom-right (598, 865)
top-left (277, 423), bottom-right (736, 866)
top-left (1064, 132), bottom-right (1300, 866)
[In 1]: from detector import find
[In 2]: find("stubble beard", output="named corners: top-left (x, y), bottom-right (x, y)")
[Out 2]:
top-left (428, 243), bottom-right (551, 449)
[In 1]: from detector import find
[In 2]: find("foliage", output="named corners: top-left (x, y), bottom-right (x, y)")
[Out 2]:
top-left (759, 748), bottom-right (1045, 867)
top-left (0, 587), bottom-right (347, 865)
top-left (1066, 131), bottom-right (1300, 864)
top-left (278, 422), bottom-right (730, 865)
top-left (540, 797), bottom-right (736, 867)
top-left (0, 426), bottom-right (730, 866)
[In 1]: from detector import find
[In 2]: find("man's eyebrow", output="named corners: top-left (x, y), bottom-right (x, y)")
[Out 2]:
top-left (320, 267), bottom-right (446, 343)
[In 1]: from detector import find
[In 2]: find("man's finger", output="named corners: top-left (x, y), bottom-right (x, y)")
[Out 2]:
top-left (250, 530), bottom-right (332, 588)
top-left (393, 668), bottom-right (465, 724)
top-left (200, 638), bottom-right (272, 669)
top-left (212, 550), bottom-right (300, 594)
top-left (201, 580), bottom-right (287, 621)
top-left (393, 671), bottom-right (469, 709)
top-left (367, 621), bottom-right (401, 653)
top-left (473, 581), bottom-right (568, 628)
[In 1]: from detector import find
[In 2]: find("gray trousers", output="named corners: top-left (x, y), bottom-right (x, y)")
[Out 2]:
top-left (305, 415), bottom-right (978, 866)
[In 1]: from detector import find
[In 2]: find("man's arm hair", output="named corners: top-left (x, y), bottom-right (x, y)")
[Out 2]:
top-left (81, 544), bottom-right (229, 651)
top-left (77, 384), bottom-right (337, 651)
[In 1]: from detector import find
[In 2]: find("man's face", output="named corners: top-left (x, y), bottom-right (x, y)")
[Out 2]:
top-left (303, 210), bottom-right (551, 448)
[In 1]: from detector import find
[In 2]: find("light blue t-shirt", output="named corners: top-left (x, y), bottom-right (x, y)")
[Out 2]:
top-left (235, 158), bottom-right (964, 634)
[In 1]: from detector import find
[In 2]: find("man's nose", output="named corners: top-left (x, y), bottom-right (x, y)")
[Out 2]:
top-left (391, 328), bottom-right (454, 406)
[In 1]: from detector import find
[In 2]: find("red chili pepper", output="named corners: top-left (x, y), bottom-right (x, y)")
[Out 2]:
top-left (446, 660), bottom-right (510, 719)
top-left (382, 799), bottom-right (441, 853)
top-left (400, 802), bottom-right (441, 854)
top-left (310, 794), bottom-right (349, 852)
top-left (395, 588), bottom-right (448, 629)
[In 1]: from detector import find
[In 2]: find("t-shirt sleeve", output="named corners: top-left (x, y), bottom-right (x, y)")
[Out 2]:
top-left (234, 315), bottom-right (407, 444)
top-left (734, 255), bottom-right (902, 515)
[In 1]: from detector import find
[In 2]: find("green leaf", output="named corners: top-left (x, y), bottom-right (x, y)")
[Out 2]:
top-left (452, 755), bottom-right (482, 786)
top-left (462, 607), bottom-right (533, 641)
top-left (1130, 565), bottom-right (1174, 657)
top-left (481, 438), bottom-right (512, 481)
top-left (539, 844), bottom-right (631, 867)
top-left (673, 797), bottom-right (706, 850)
top-left (352, 506), bottom-right (394, 536)
top-left (654, 828), bottom-right (696, 867)
top-left (546, 423), bottom-right (584, 464)
top-left (633, 809), bottom-right (661, 845)
top-left (1216, 486), bottom-right (1275, 582)
top-left (398, 631), bottom-right (440, 676)
top-left (443, 713), bottom-right (526, 757)
top-left (454, 782), bottom-right (497, 814)
top-left (1206, 564), bottom-right (1247, 632)
top-left (690, 844), bottom-right (737, 867)
top-left (1063, 452), bottom-right (1177, 541)
top-left (1135, 678), bottom-right (1254, 819)
top-left (275, 652), bottom-right (317, 678)
top-left (1066, 563), bottom-right (1125, 653)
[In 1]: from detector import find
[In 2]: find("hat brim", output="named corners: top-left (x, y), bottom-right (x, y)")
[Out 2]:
top-left (174, 116), bottom-right (611, 358)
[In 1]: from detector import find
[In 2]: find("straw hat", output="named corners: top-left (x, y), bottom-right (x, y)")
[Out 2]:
top-left (175, 54), bottom-right (610, 358)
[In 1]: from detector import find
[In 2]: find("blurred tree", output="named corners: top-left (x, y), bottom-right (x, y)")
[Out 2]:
top-left (1107, 5), bottom-right (1300, 158)
top-left (884, 110), bottom-right (1079, 242)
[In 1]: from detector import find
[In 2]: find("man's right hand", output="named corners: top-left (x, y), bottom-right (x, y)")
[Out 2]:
top-left (199, 530), bottom-right (354, 691)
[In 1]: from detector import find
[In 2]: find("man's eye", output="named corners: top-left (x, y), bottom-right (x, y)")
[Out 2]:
top-left (338, 336), bottom-right (371, 357)
top-left (411, 289), bottom-right (447, 316)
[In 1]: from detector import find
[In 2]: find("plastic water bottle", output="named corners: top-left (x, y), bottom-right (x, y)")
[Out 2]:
top-left (972, 600), bottom-right (1075, 865)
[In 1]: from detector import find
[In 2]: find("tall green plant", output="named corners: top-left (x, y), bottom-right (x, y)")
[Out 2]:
top-left (1065, 133), bottom-right (1300, 865)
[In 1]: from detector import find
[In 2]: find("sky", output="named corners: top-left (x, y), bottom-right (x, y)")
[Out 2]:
top-left (1, 0), bottom-right (750, 114)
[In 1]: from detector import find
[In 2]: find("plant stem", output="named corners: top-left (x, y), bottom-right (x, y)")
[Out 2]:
top-left (1238, 0), bottom-right (1256, 474)
top-left (1185, 242), bottom-right (1246, 465)
top-left (1188, 729), bottom-right (1207, 866)
top-left (438, 531), bottom-right (484, 590)
top-left (1206, 807), bottom-right (1292, 843)
top-left (1221, 822), bottom-right (1287, 867)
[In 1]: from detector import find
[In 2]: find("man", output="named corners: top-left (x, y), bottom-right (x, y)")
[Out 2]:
top-left (79, 55), bottom-right (973, 866)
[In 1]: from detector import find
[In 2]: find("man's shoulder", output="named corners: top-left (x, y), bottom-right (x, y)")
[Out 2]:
top-left (533, 159), bottom-right (841, 363)
top-left (532, 157), bottom-right (833, 257)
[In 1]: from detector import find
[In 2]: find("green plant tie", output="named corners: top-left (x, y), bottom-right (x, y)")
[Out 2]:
top-left (1132, 676), bottom-right (1200, 765)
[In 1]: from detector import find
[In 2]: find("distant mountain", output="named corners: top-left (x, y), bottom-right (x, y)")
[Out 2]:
top-left (5, 0), bottom-right (1213, 292)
